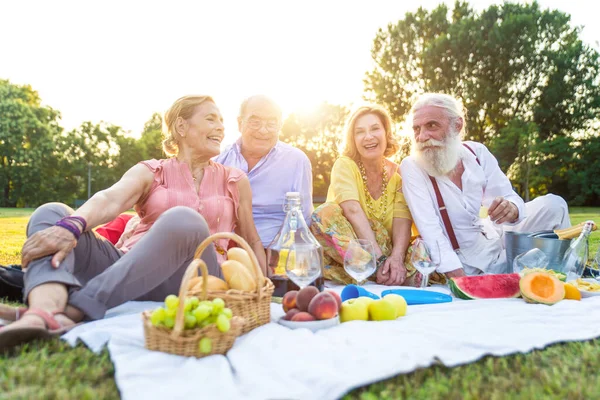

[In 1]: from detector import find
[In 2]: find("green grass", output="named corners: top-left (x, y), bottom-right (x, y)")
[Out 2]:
top-left (1, 207), bottom-right (599, 399)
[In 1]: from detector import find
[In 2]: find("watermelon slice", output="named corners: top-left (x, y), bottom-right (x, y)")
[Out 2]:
top-left (449, 273), bottom-right (521, 300)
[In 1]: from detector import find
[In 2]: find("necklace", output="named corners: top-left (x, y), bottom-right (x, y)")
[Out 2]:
top-left (357, 159), bottom-right (389, 218)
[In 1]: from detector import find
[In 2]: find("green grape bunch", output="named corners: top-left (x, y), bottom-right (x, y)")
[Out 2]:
top-left (150, 295), bottom-right (234, 333)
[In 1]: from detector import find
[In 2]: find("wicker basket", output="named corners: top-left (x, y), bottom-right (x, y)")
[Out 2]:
top-left (186, 232), bottom-right (274, 334)
top-left (143, 258), bottom-right (245, 358)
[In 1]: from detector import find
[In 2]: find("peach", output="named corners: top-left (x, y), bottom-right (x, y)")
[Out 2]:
top-left (296, 286), bottom-right (319, 311)
top-left (291, 311), bottom-right (316, 322)
top-left (326, 290), bottom-right (342, 310)
top-left (284, 308), bottom-right (301, 321)
top-left (307, 292), bottom-right (339, 320)
top-left (282, 290), bottom-right (298, 312)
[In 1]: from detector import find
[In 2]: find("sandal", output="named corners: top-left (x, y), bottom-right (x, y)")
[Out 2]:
top-left (0, 308), bottom-right (80, 353)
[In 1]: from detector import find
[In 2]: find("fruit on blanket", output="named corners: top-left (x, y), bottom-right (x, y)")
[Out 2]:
top-left (199, 337), bottom-right (212, 354)
top-left (520, 267), bottom-right (566, 282)
top-left (291, 311), bottom-right (316, 322)
top-left (354, 297), bottom-right (375, 307)
top-left (165, 294), bottom-right (180, 309)
top-left (327, 290), bottom-right (342, 309)
top-left (563, 283), bottom-right (581, 301)
top-left (282, 290), bottom-right (299, 312)
top-left (222, 308), bottom-right (233, 319)
top-left (150, 307), bottom-right (167, 326)
top-left (212, 298), bottom-right (225, 314)
top-left (184, 313), bottom-right (197, 329)
top-left (221, 260), bottom-right (257, 291)
top-left (520, 272), bottom-right (565, 305)
top-left (339, 298), bottom-right (369, 322)
top-left (150, 296), bottom-right (234, 331)
top-left (449, 273), bottom-right (521, 300)
top-left (164, 316), bottom-right (175, 329)
top-left (368, 299), bottom-right (397, 321)
top-left (383, 294), bottom-right (408, 318)
top-left (284, 308), bottom-right (301, 321)
top-left (193, 304), bottom-right (211, 322)
top-left (189, 275), bottom-right (230, 292)
top-left (307, 292), bottom-right (339, 320)
top-left (227, 248), bottom-right (257, 276)
top-left (216, 314), bottom-right (231, 332)
top-left (296, 286), bottom-right (320, 311)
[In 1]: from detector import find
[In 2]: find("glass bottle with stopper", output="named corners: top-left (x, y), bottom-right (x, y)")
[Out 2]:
top-left (561, 220), bottom-right (594, 282)
top-left (266, 192), bottom-right (324, 297)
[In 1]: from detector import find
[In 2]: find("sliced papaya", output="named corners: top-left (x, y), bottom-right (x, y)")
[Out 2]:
top-left (519, 272), bottom-right (565, 305)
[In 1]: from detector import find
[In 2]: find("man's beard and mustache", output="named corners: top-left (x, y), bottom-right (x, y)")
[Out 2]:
top-left (412, 129), bottom-right (463, 177)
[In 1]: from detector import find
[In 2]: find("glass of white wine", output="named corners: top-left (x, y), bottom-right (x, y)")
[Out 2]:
top-left (343, 239), bottom-right (376, 286)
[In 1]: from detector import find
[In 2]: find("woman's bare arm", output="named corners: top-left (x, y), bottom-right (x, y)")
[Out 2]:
top-left (234, 176), bottom-right (267, 276)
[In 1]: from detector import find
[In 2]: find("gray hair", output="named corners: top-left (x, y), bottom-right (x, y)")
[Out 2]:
top-left (238, 94), bottom-right (282, 119)
top-left (411, 93), bottom-right (467, 135)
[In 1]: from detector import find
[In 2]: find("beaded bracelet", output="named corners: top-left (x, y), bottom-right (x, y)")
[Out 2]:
top-left (55, 218), bottom-right (82, 240)
top-left (65, 216), bottom-right (87, 232)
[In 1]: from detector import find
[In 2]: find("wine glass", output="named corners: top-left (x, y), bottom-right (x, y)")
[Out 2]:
top-left (343, 239), bottom-right (376, 286)
top-left (411, 240), bottom-right (439, 288)
top-left (283, 243), bottom-right (323, 289)
top-left (513, 248), bottom-right (549, 274)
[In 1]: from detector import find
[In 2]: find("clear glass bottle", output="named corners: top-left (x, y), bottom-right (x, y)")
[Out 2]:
top-left (561, 220), bottom-right (594, 282)
top-left (266, 192), bottom-right (324, 296)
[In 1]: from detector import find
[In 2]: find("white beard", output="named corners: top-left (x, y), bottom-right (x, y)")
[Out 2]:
top-left (412, 130), bottom-right (463, 177)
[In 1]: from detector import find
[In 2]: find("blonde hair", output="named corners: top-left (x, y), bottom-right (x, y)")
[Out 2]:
top-left (162, 95), bottom-right (215, 157)
top-left (339, 105), bottom-right (400, 160)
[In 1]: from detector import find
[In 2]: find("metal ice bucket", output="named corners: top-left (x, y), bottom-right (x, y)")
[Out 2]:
top-left (504, 231), bottom-right (572, 272)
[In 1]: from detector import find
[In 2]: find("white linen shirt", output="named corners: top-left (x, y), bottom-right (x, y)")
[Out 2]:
top-left (400, 141), bottom-right (525, 273)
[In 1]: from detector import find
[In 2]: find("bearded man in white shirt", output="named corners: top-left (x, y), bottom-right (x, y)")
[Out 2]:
top-left (401, 93), bottom-right (570, 278)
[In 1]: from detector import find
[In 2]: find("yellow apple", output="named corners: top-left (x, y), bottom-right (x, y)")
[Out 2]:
top-left (353, 297), bottom-right (375, 307)
top-left (368, 299), bottom-right (397, 321)
top-left (339, 299), bottom-right (369, 322)
top-left (383, 294), bottom-right (407, 318)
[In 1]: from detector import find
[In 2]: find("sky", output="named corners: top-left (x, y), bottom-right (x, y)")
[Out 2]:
top-left (1, 0), bottom-right (599, 147)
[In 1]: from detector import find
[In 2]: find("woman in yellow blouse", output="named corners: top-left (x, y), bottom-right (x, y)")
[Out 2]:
top-left (311, 105), bottom-right (443, 286)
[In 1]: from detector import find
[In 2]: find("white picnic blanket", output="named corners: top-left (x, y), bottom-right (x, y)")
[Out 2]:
top-left (62, 284), bottom-right (600, 400)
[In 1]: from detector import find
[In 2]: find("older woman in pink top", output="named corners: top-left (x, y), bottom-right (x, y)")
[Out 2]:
top-left (0, 95), bottom-right (265, 351)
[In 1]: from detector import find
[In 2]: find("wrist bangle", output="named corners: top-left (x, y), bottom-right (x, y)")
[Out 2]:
top-left (66, 216), bottom-right (87, 232)
top-left (376, 255), bottom-right (388, 269)
top-left (55, 219), bottom-right (81, 240)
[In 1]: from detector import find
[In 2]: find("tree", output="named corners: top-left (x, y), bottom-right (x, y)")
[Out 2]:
top-left (280, 103), bottom-right (349, 197)
top-left (58, 122), bottom-right (136, 202)
top-left (365, 1), bottom-right (600, 204)
top-left (139, 112), bottom-right (164, 160)
top-left (0, 79), bottom-right (63, 207)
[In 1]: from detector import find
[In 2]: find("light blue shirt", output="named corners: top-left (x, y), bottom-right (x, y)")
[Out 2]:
top-left (215, 139), bottom-right (313, 247)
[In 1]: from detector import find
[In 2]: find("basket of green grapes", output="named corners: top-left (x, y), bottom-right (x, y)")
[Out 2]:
top-left (142, 258), bottom-right (245, 357)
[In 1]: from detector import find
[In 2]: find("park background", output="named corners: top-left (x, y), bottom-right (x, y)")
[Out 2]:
top-left (1, 0), bottom-right (600, 399)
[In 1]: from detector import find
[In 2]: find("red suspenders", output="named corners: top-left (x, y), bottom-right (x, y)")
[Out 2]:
top-left (428, 144), bottom-right (480, 251)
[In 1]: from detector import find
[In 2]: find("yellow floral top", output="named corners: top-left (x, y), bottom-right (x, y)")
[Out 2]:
top-left (325, 156), bottom-right (412, 235)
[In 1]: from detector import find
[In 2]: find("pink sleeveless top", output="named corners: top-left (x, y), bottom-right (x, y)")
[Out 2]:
top-left (120, 158), bottom-right (244, 263)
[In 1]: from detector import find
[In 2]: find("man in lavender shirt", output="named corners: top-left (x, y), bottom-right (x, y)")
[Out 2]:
top-left (215, 95), bottom-right (313, 248)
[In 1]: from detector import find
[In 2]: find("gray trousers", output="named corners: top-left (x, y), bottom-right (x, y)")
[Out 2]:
top-left (23, 203), bottom-right (220, 320)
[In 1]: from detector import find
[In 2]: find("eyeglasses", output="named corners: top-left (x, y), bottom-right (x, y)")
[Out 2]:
top-left (245, 117), bottom-right (280, 132)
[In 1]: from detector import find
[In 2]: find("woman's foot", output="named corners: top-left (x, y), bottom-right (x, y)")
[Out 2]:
top-left (1, 309), bottom-right (75, 332)
top-left (0, 304), bottom-right (27, 322)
